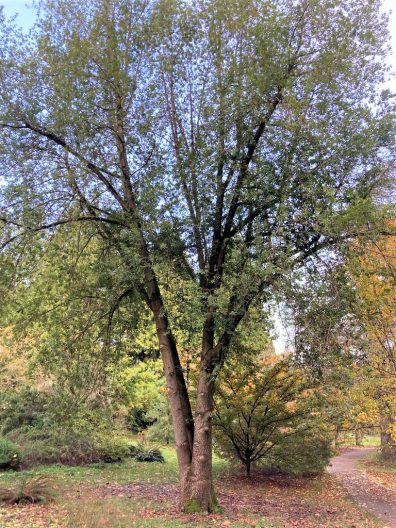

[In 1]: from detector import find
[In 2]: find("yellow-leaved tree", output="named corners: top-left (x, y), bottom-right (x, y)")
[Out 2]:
top-left (350, 223), bottom-right (396, 458)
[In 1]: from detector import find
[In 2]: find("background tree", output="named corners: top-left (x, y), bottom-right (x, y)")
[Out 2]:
top-left (0, 0), bottom-right (394, 511)
top-left (214, 355), bottom-right (331, 477)
top-left (281, 224), bottom-right (395, 451)
top-left (349, 223), bottom-right (396, 458)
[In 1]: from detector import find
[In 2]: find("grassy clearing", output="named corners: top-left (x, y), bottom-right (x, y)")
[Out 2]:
top-left (0, 446), bottom-right (228, 490)
top-left (0, 447), bottom-right (178, 489)
top-left (337, 434), bottom-right (381, 448)
top-left (0, 446), bottom-right (382, 528)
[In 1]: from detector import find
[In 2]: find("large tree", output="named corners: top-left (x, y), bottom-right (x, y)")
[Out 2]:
top-left (0, 0), bottom-right (394, 511)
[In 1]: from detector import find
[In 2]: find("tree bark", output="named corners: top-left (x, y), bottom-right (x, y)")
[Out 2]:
top-left (182, 366), bottom-right (217, 513)
top-left (380, 410), bottom-right (395, 460)
top-left (381, 431), bottom-right (396, 460)
top-left (355, 429), bottom-right (363, 447)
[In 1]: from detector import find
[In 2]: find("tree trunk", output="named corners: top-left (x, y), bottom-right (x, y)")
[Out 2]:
top-left (182, 368), bottom-right (218, 513)
top-left (334, 427), bottom-right (341, 448)
top-left (381, 431), bottom-right (396, 460)
top-left (380, 411), bottom-right (395, 460)
top-left (355, 429), bottom-right (363, 446)
top-left (153, 317), bottom-right (194, 497)
top-left (246, 460), bottom-right (251, 477)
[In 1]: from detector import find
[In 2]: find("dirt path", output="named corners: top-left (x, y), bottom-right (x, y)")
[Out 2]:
top-left (329, 448), bottom-right (396, 527)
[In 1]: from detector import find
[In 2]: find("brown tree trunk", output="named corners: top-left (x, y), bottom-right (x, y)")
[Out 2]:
top-left (355, 429), bottom-right (363, 446)
top-left (381, 431), bottom-right (396, 460)
top-left (246, 460), bottom-right (251, 477)
top-left (151, 306), bottom-right (194, 497)
top-left (380, 410), bottom-right (395, 460)
top-left (182, 367), bottom-right (218, 513)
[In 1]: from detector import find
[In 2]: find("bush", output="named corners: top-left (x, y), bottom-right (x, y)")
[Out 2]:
top-left (126, 408), bottom-right (156, 434)
top-left (20, 435), bottom-right (102, 467)
top-left (0, 476), bottom-right (54, 504)
top-left (0, 389), bottom-right (48, 435)
top-left (16, 427), bottom-right (141, 467)
top-left (7, 419), bottom-right (164, 468)
top-left (125, 443), bottom-right (141, 458)
top-left (267, 428), bottom-right (333, 476)
top-left (19, 439), bottom-right (61, 467)
top-left (97, 441), bottom-right (165, 463)
top-left (0, 437), bottom-right (20, 470)
top-left (98, 438), bottom-right (132, 463)
top-left (134, 447), bottom-right (164, 463)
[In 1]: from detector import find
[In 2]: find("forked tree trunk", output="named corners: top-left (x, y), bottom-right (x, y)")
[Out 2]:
top-left (157, 346), bottom-right (219, 512)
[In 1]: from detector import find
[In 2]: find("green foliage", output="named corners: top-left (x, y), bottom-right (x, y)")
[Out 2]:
top-left (214, 356), bottom-right (331, 476)
top-left (267, 427), bottom-right (333, 476)
top-left (0, 223), bottom-right (146, 427)
top-left (0, 388), bottom-right (48, 435)
top-left (0, 475), bottom-right (54, 504)
top-left (134, 447), bottom-right (164, 463)
top-left (98, 438), bottom-right (135, 464)
top-left (120, 359), bottom-right (174, 443)
top-left (0, 437), bottom-right (20, 470)
top-left (11, 424), bottom-right (132, 467)
top-left (17, 429), bottom-right (102, 467)
top-left (126, 408), bottom-right (156, 434)
top-left (0, 0), bottom-right (394, 499)
top-left (283, 264), bottom-right (362, 374)
top-left (146, 401), bottom-right (174, 445)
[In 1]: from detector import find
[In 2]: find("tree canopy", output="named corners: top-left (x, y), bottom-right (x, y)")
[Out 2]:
top-left (0, 0), bottom-right (395, 512)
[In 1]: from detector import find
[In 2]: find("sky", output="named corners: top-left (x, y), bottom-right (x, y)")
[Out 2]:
top-left (1, 0), bottom-right (35, 28)
top-left (1, 0), bottom-right (395, 354)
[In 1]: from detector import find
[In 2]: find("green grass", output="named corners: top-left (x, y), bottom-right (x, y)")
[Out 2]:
top-left (0, 446), bottom-right (229, 490)
top-left (0, 446), bottom-right (177, 488)
top-left (63, 496), bottom-right (283, 528)
top-left (337, 433), bottom-right (381, 447)
top-left (0, 442), bottom-right (229, 524)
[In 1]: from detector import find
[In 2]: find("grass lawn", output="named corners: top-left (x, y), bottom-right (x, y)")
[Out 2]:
top-left (337, 434), bottom-right (381, 448)
top-left (0, 446), bottom-right (382, 528)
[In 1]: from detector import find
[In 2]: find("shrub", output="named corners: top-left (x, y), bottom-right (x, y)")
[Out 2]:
top-left (19, 439), bottom-right (61, 467)
top-left (134, 447), bottom-right (164, 463)
top-left (125, 443), bottom-right (141, 458)
top-left (126, 408), bottom-right (156, 434)
top-left (0, 476), bottom-right (54, 504)
top-left (267, 427), bottom-right (333, 476)
top-left (0, 389), bottom-right (48, 435)
top-left (98, 438), bottom-right (131, 463)
top-left (0, 437), bottom-right (20, 470)
top-left (17, 429), bottom-right (102, 467)
top-left (17, 428), bottom-right (140, 467)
